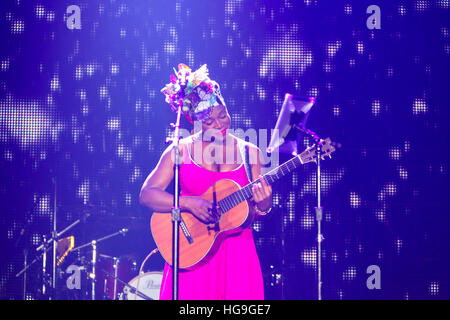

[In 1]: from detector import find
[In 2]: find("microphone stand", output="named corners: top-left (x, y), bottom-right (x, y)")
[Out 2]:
top-left (170, 100), bottom-right (183, 300)
top-left (165, 72), bottom-right (194, 300)
top-left (163, 70), bottom-right (190, 301)
top-left (292, 123), bottom-right (324, 300)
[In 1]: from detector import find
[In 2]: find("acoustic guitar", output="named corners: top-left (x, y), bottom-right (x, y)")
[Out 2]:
top-left (150, 138), bottom-right (336, 269)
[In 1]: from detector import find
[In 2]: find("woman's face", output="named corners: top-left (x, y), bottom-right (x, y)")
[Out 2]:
top-left (201, 105), bottom-right (231, 137)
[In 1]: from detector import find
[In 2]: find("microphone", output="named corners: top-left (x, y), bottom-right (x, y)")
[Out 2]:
top-left (177, 68), bottom-right (189, 88)
top-left (176, 67), bottom-right (190, 105)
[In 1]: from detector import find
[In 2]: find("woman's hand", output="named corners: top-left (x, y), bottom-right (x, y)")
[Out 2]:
top-left (181, 196), bottom-right (219, 224)
top-left (251, 175), bottom-right (272, 212)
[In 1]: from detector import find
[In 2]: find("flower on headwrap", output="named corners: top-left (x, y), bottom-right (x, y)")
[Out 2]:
top-left (161, 64), bottom-right (225, 122)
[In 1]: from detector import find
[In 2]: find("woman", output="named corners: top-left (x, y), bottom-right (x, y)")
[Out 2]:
top-left (139, 64), bottom-right (272, 300)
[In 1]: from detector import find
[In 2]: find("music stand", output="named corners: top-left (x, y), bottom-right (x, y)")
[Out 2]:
top-left (267, 93), bottom-right (324, 300)
top-left (267, 94), bottom-right (316, 155)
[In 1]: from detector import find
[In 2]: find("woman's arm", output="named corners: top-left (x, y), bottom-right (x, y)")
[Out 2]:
top-left (249, 145), bottom-right (273, 212)
top-left (139, 143), bottom-right (178, 212)
top-left (139, 143), bottom-right (219, 223)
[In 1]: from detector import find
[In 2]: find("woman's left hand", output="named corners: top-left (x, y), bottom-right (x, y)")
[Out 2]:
top-left (252, 175), bottom-right (272, 212)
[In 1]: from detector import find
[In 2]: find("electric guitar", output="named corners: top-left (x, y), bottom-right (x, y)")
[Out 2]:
top-left (150, 138), bottom-right (336, 269)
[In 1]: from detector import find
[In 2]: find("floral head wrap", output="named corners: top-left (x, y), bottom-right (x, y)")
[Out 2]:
top-left (161, 64), bottom-right (225, 122)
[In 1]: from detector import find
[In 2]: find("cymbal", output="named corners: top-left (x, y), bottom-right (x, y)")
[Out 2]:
top-left (57, 236), bottom-right (75, 266)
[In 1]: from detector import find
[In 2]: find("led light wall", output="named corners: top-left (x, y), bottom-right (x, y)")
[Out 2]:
top-left (0, 0), bottom-right (449, 299)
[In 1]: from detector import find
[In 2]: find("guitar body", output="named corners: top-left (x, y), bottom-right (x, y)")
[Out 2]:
top-left (150, 138), bottom-right (336, 269)
top-left (150, 179), bottom-right (254, 269)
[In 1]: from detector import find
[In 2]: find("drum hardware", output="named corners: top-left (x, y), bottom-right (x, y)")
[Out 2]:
top-left (41, 235), bottom-right (48, 297)
top-left (112, 257), bottom-right (119, 299)
top-left (91, 240), bottom-right (97, 300)
top-left (14, 209), bottom-right (34, 300)
top-left (98, 254), bottom-right (120, 299)
top-left (14, 202), bottom-right (133, 300)
top-left (15, 211), bottom-right (91, 299)
top-left (100, 269), bottom-right (153, 300)
top-left (70, 228), bottom-right (129, 300)
top-left (94, 254), bottom-right (136, 300)
top-left (123, 272), bottom-right (162, 300)
top-left (71, 228), bottom-right (128, 253)
top-left (134, 248), bottom-right (159, 300)
top-left (22, 247), bottom-right (28, 300)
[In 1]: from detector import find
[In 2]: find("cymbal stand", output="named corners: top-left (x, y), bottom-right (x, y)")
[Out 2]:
top-left (52, 177), bottom-right (57, 293)
top-left (71, 228), bottom-right (128, 300)
top-left (113, 257), bottom-right (119, 300)
top-left (15, 212), bottom-right (91, 299)
top-left (91, 240), bottom-right (97, 300)
top-left (22, 248), bottom-right (28, 300)
top-left (41, 235), bottom-right (48, 298)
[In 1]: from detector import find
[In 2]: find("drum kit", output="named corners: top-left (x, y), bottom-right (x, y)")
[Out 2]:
top-left (15, 213), bottom-right (163, 300)
top-left (63, 253), bottom-right (163, 301)
top-left (60, 250), bottom-right (163, 300)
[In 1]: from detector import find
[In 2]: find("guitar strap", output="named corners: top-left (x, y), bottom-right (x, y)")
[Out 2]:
top-left (238, 139), bottom-right (253, 183)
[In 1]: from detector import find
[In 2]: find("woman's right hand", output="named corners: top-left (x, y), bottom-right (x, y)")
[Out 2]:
top-left (181, 196), bottom-right (219, 224)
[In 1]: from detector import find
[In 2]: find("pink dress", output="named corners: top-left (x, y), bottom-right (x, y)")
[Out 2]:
top-left (159, 143), bottom-right (264, 300)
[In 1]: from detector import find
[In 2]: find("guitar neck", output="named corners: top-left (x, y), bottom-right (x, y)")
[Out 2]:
top-left (218, 154), bottom-right (304, 213)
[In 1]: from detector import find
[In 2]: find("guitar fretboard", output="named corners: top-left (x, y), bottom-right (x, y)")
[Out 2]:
top-left (217, 154), bottom-right (304, 213)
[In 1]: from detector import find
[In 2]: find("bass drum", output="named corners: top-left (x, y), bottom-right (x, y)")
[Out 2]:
top-left (122, 271), bottom-right (163, 300)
